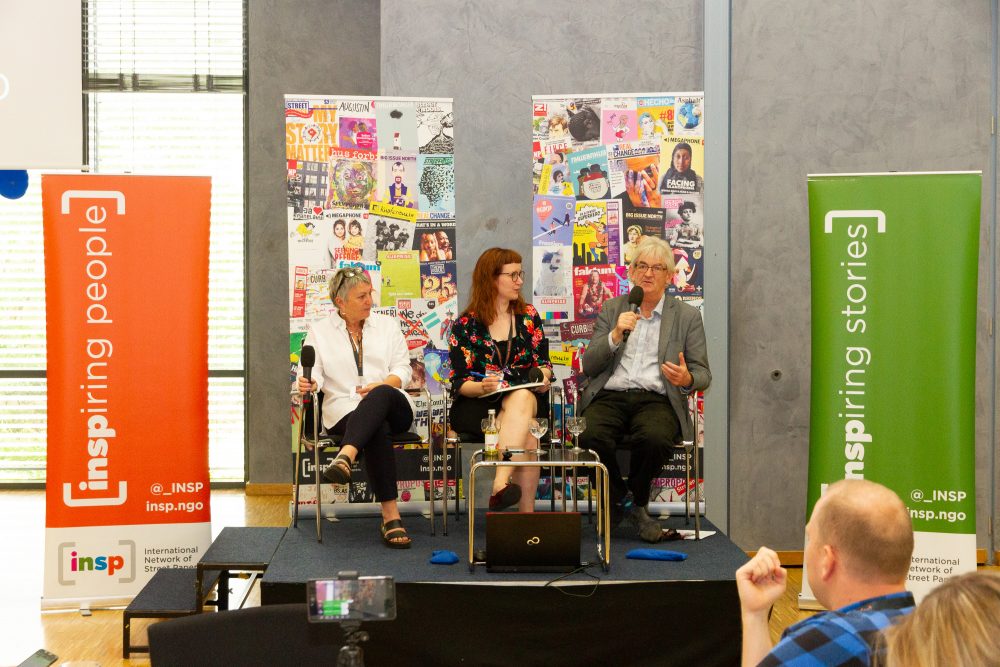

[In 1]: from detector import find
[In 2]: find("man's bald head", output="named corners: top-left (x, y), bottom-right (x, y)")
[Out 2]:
top-left (812, 479), bottom-right (913, 585)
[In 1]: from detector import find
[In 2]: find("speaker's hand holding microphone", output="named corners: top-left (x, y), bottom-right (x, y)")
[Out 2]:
top-left (297, 345), bottom-right (318, 398)
top-left (614, 286), bottom-right (645, 345)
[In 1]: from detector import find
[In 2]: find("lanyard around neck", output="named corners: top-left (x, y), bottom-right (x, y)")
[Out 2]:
top-left (347, 327), bottom-right (363, 377)
top-left (491, 312), bottom-right (514, 370)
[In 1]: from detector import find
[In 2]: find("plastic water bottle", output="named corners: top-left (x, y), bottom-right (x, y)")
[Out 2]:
top-left (483, 409), bottom-right (500, 460)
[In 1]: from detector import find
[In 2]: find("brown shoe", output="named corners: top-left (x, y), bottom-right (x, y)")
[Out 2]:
top-left (627, 506), bottom-right (664, 543)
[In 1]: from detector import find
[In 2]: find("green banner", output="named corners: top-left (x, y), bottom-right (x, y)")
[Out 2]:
top-left (808, 172), bottom-right (980, 597)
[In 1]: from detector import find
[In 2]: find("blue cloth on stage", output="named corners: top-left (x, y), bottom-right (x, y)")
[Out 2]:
top-left (626, 548), bottom-right (687, 561)
top-left (430, 549), bottom-right (459, 565)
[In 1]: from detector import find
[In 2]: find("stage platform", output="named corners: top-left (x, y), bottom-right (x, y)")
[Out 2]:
top-left (257, 512), bottom-right (747, 666)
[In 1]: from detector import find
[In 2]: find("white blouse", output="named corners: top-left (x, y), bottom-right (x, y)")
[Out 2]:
top-left (300, 311), bottom-right (414, 430)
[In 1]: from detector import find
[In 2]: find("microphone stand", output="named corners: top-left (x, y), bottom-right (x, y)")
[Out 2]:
top-left (292, 381), bottom-right (323, 542)
top-left (310, 383), bottom-right (322, 541)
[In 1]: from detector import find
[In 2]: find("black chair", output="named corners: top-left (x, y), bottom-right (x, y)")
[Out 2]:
top-left (148, 603), bottom-right (342, 666)
top-left (293, 388), bottom-right (429, 542)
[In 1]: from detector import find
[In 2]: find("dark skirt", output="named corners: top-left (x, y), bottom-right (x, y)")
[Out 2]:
top-left (450, 390), bottom-right (550, 436)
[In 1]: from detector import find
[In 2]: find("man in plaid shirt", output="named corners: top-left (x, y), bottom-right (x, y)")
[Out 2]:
top-left (737, 479), bottom-right (915, 666)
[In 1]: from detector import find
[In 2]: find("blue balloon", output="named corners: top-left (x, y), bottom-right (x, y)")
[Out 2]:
top-left (0, 170), bottom-right (29, 200)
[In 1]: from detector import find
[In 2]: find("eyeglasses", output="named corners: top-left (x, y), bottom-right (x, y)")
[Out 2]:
top-left (331, 267), bottom-right (365, 297)
top-left (498, 270), bottom-right (525, 282)
top-left (633, 262), bottom-right (670, 274)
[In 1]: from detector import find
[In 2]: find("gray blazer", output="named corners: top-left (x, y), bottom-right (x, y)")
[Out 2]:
top-left (578, 293), bottom-right (711, 443)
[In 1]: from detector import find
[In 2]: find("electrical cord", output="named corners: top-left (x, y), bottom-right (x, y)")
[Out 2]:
top-left (543, 561), bottom-right (602, 598)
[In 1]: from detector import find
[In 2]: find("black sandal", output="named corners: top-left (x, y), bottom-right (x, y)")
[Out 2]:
top-left (321, 453), bottom-right (353, 484)
top-left (380, 519), bottom-right (412, 549)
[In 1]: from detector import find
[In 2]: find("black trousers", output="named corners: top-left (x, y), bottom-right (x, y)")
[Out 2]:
top-left (331, 385), bottom-right (413, 502)
top-left (578, 389), bottom-right (680, 507)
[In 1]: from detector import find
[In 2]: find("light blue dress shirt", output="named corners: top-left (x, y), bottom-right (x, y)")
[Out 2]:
top-left (603, 295), bottom-right (665, 395)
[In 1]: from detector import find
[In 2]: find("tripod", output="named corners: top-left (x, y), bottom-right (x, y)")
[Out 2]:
top-left (336, 621), bottom-right (369, 667)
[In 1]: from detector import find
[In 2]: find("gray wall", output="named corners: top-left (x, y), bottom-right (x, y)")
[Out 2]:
top-left (380, 0), bottom-right (703, 293)
top-left (246, 0), bottom-right (999, 554)
top-left (729, 0), bottom-right (995, 549)
top-left (247, 0), bottom-right (381, 484)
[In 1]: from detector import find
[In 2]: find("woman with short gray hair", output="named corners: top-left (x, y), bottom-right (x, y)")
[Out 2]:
top-left (297, 266), bottom-right (415, 548)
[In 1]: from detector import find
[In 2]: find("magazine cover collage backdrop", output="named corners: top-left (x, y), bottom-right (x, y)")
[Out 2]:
top-left (285, 95), bottom-right (458, 509)
top-left (531, 93), bottom-right (706, 506)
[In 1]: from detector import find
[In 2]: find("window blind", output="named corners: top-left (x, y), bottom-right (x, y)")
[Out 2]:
top-left (0, 0), bottom-right (246, 482)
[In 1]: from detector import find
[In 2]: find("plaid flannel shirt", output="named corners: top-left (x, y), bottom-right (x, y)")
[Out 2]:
top-left (760, 591), bottom-right (914, 667)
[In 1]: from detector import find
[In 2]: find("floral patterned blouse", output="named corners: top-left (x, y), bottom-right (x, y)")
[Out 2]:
top-left (448, 304), bottom-right (552, 393)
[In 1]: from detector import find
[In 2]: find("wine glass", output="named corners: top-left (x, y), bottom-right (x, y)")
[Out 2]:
top-left (566, 416), bottom-right (586, 454)
top-left (529, 418), bottom-right (548, 456)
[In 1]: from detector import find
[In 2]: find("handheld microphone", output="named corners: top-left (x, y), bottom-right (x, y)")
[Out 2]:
top-left (301, 345), bottom-right (316, 380)
top-left (622, 286), bottom-right (644, 342)
top-left (300, 345), bottom-right (316, 403)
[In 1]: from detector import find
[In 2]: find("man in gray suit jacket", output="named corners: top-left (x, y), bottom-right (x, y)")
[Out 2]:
top-left (578, 237), bottom-right (711, 542)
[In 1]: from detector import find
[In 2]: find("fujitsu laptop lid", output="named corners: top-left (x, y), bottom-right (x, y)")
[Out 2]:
top-left (486, 512), bottom-right (581, 573)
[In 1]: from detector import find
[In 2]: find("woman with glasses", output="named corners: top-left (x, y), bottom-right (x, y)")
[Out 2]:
top-left (296, 267), bottom-right (416, 548)
top-left (448, 248), bottom-right (553, 512)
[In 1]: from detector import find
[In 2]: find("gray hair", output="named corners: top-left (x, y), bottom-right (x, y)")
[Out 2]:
top-left (329, 266), bottom-right (372, 305)
top-left (630, 236), bottom-right (675, 274)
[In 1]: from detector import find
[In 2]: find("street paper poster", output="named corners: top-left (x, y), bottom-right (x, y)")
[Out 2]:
top-left (414, 219), bottom-right (456, 261)
top-left (379, 152), bottom-right (418, 208)
top-left (573, 200), bottom-right (609, 265)
top-left (636, 96), bottom-right (674, 140)
top-left (364, 201), bottom-right (418, 261)
top-left (327, 147), bottom-right (378, 209)
top-left (609, 141), bottom-right (661, 207)
top-left (376, 99), bottom-right (418, 152)
top-left (532, 245), bottom-right (572, 320)
top-left (286, 101), bottom-right (338, 163)
top-left (326, 210), bottom-right (367, 265)
top-left (658, 136), bottom-right (704, 195)
top-left (572, 264), bottom-right (618, 321)
top-left (379, 249), bottom-right (421, 307)
top-left (420, 261), bottom-right (457, 302)
top-left (568, 145), bottom-right (611, 201)
top-left (601, 97), bottom-right (638, 144)
top-left (417, 154), bottom-right (456, 214)
top-left (416, 100), bottom-right (454, 154)
top-left (674, 95), bottom-right (704, 137)
top-left (287, 209), bottom-right (331, 267)
top-left (288, 159), bottom-right (330, 219)
top-left (532, 195), bottom-right (575, 246)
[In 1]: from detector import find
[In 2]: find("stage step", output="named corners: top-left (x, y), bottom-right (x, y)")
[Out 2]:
top-left (123, 566), bottom-right (220, 658)
top-left (123, 527), bottom-right (285, 658)
top-left (195, 526), bottom-right (287, 612)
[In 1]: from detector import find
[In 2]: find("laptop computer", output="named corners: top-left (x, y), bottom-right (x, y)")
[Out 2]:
top-left (486, 512), bottom-right (581, 573)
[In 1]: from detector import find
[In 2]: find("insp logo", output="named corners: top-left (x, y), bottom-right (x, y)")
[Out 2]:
top-left (58, 540), bottom-right (136, 585)
top-left (0, 74), bottom-right (9, 101)
top-left (526, 536), bottom-right (541, 545)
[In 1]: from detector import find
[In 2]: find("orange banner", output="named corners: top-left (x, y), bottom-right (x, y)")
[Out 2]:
top-left (42, 175), bottom-right (212, 606)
